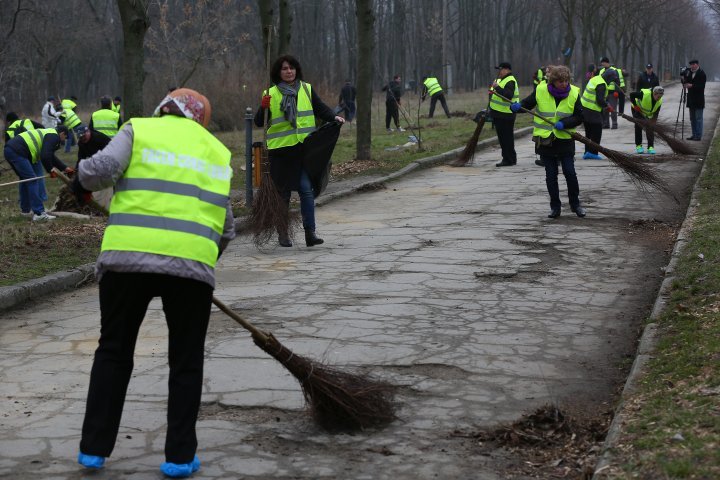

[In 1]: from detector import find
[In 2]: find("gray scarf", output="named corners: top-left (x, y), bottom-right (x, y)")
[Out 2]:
top-left (277, 81), bottom-right (300, 127)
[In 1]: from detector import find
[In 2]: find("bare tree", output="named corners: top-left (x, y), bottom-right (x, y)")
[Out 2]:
top-left (117, 0), bottom-right (151, 118)
top-left (356, 0), bottom-right (374, 161)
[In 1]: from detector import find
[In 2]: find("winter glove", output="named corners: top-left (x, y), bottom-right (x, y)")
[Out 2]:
top-left (554, 121), bottom-right (565, 130)
top-left (261, 95), bottom-right (272, 109)
top-left (64, 167), bottom-right (75, 176)
top-left (606, 105), bottom-right (614, 113)
top-left (632, 104), bottom-right (641, 113)
top-left (613, 92), bottom-right (619, 98)
top-left (70, 173), bottom-right (93, 206)
top-left (510, 102), bottom-right (522, 113)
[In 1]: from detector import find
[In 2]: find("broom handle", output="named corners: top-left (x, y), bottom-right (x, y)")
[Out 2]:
top-left (52, 168), bottom-right (272, 344)
top-left (0, 175), bottom-right (49, 188)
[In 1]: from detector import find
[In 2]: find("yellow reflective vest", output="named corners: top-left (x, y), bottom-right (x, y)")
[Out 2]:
top-left (634, 88), bottom-right (662, 119)
top-left (423, 77), bottom-right (443, 96)
top-left (101, 116), bottom-right (232, 268)
top-left (490, 75), bottom-right (519, 114)
top-left (91, 109), bottom-right (121, 137)
top-left (532, 81), bottom-right (580, 140)
top-left (18, 128), bottom-right (58, 163)
top-left (598, 66), bottom-right (625, 91)
top-left (266, 82), bottom-right (316, 150)
top-left (111, 102), bottom-right (121, 114)
top-left (6, 119), bottom-right (35, 139)
top-left (581, 75), bottom-right (608, 112)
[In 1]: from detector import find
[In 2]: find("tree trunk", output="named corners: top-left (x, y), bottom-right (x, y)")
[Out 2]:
top-left (356, 0), bottom-right (374, 161)
top-left (117, 0), bottom-right (150, 118)
top-left (278, 0), bottom-right (292, 55)
top-left (258, 0), bottom-right (274, 60)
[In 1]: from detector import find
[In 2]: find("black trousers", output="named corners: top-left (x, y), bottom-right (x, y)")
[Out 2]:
top-left (385, 100), bottom-right (399, 129)
top-left (429, 93), bottom-right (450, 118)
top-left (80, 271), bottom-right (213, 463)
top-left (583, 121), bottom-right (603, 153)
top-left (632, 109), bottom-right (655, 147)
top-left (493, 116), bottom-right (517, 164)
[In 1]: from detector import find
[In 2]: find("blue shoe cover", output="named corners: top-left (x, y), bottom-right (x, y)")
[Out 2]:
top-left (582, 152), bottom-right (591, 160)
top-left (585, 153), bottom-right (602, 160)
top-left (161, 456), bottom-right (201, 478)
top-left (78, 452), bottom-right (105, 469)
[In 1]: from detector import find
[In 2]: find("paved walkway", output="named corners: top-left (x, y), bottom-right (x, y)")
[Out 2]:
top-left (0, 84), bottom-right (717, 479)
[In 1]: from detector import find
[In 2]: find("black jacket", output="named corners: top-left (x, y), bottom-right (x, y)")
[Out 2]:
top-left (635, 72), bottom-right (659, 91)
top-left (685, 68), bottom-right (706, 109)
top-left (382, 80), bottom-right (403, 103)
top-left (519, 86), bottom-right (584, 156)
top-left (339, 83), bottom-right (356, 105)
top-left (78, 129), bottom-right (112, 164)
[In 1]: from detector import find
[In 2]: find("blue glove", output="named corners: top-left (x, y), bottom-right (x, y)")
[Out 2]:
top-left (554, 121), bottom-right (565, 130)
top-left (510, 102), bottom-right (522, 113)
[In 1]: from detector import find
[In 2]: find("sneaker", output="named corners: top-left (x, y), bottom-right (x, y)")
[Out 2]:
top-left (78, 452), bottom-right (105, 469)
top-left (635, 145), bottom-right (644, 154)
top-left (386, 128), bottom-right (393, 133)
top-left (397, 126), bottom-right (405, 132)
top-left (32, 212), bottom-right (56, 221)
top-left (161, 456), bottom-right (201, 478)
top-left (647, 147), bottom-right (655, 154)
top-left (20, 211), bottom-right (33, 217)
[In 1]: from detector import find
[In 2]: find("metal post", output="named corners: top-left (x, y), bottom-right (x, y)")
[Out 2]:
top-left (244, 107), bottom-right (254, 207)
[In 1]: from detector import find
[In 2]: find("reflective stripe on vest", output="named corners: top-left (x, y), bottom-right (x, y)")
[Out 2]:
top-left (423, 77), bottom-right (443, 96)
top-left (635, 88), bottom-right (662, 118)
top-left (62, 109), bottom-right (82, 129)
top-left (61, 99), bottom-right (77, 110)
top-left (18, 128), bottom-right (56, 162)
top-left (490, 75), bottom-right (519, 113)
top-left (91, 109), bottom-right (121, 137)
top-left (6, 119), bottom-right (35, 139)
top-left (532, 82), bottom-right (580, 140)
top-left (100, 116), bottom-right (232, 267)
top-left (581, 75), bottom-right (608, 112)
top-left (266, 82), bottom-right (316, 149)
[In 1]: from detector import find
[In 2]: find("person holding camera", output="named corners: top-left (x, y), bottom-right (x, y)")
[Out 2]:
top-left (683, 59), bottom-right (706, 141)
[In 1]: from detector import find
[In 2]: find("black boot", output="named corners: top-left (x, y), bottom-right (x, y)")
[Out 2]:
top-left (278, 234), bottom-right (292, 247)
top-left (305, 229), bottom-right (324, 247)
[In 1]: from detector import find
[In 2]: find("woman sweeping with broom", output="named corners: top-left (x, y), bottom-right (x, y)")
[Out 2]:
top-left (255, 54), bottom-right (345, 247)
top-left (509, 65), bottom-right (586, 219)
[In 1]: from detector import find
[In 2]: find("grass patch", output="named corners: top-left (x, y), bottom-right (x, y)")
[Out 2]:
top-left (0, 91), bottom-right (532, 286)
top-left (607, 135), bottom-right (720, 478)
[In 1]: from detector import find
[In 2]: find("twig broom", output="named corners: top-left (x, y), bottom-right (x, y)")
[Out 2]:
top-left (451, 76), bottom-right (496, 167)
top-left (491, 91), bottom-right (673, 196)
top-left (619, 112), bottom-right (696, 155)
top-left (53, 169), bottom-right (397, 432)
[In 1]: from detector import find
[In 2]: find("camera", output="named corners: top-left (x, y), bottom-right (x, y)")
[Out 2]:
top-left (680, 66), bottom-right (690, 81)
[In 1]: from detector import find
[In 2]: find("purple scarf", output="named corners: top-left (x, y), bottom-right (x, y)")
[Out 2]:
top-left (548, 83), bottom-right (570, 99)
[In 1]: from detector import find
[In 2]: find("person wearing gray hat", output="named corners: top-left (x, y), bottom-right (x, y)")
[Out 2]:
top-left (635, 63), bottom-right (659, 92)
top-left (630, 85), bottom-right (665, 154)
top-left (683, 59), bottom-right (706, 140)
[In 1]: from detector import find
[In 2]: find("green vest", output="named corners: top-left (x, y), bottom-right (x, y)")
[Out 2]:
top-left (111, 103), bottom-right (121, 114)
top-left (533, 68), bottom-right (545, 86)
top-left (91, 109), bottom-right (121, 137)
top-left (6, 119), bottom-right (35, 139)
top-left (61, 109), bottom-right (82, 129)
top-left (101, 116), bottom-right (232, 268)
top-left (634, 89), bottom-right (662, 119)
top-left (581, 75), bottom-right (608, 112)
top-left (266, 82), bottom-right (316, 150)
top-left (18, 128), bottom-right (57, 163)
top-left (532, 82), bottom-right (580, 140)
top-left (61, 99), bottom-right (77, 111)
top-left (423, 77), bottom-right (443, 96)
top-left (490, 75), bottom-right (519, 113)
top-left (598, 66), bottom-right (624, 91)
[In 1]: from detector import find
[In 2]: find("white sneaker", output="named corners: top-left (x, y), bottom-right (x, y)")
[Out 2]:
top-left (398, 127), bottom-right (406, 132)
top-left (32, 212), bottom-right (56, 221)
top-left (387, 128), bottom-right (394, 133)
top-left (20, 211), bottom-right (33, 217)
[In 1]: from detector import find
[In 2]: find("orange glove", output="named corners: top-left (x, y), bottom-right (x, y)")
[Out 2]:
top-left (632, 104), bottom-right (641, 113)
top-left (261, 95), bottom-right (271, 109)
top-left (613, 92), bottom-right (619, 98)
top-left (64, 167), bottom-right (75, 176)
top-left (606, 105), bottom-right (614, 113)
top-left (50, 170), bottom-right (57, 178)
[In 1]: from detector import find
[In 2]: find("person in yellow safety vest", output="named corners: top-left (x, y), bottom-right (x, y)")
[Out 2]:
top-left (579, 68), bottom-right (618, 160)
top-left (89, 96), bottom-right (122, 138)
top-left (489, 61), bottom-right (520, 167)
top-left (629, 86), bottom-right (664, 154)
top-left (532, 66), bottom-right (546, 88)
top-left (71, 88), bottom-right (236, 477)
top-left (59, 96), bottom-right (83, 152)
top-left (597, 57), bottom-right (625, 128)
top-left (3, 125), bottom-right (73, 220)
top-left (111, 96), bottom-right (122, 114)
top-left (4, 112), bottom-right (43, 142)
top-left (421, 76), bottom-right (451, 119)
top-left (255, 54), bottom-right (345, 248)
top-left (510, 65), bottom-right (586, 219)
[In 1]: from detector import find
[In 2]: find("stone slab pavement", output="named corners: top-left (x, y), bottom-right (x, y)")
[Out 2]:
top-left (0, 83), bottom-right (716, 479)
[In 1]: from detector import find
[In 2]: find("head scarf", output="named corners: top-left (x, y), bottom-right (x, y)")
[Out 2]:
top-left (152, 88), bottom-right (211, 127)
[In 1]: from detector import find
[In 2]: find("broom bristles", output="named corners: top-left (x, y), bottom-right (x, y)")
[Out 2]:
top-left (620, 113), bottom-right (696, 155)
top-left (451, 117), bottom-right (486, 167)
top-left (256, 333), bottom-right (397, 431)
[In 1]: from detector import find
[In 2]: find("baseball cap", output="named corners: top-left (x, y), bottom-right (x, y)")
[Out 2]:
top-left (599, 56), bottom-right (609, 63)
top-left (646, 63), bottom-right (653, 68)
top-left (75, 125), bottom-right (89, 137)
top-left (495, 62), bottom-right (512, 70)
top-left (689, 59), bottom-right (699, 65)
